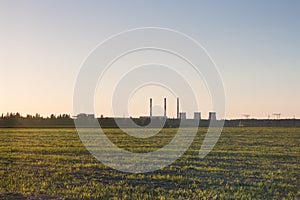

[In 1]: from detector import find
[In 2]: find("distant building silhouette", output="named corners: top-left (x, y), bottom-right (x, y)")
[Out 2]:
top-left (209, 112), bottom-right (216, 121)
top-left (194, 112), bottom-right (201, 120)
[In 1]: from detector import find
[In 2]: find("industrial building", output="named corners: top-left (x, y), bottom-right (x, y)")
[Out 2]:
top-left (148, 97), bottom-right (213, 121)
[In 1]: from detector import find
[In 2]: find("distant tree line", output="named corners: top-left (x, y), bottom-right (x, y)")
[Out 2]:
top-left (0, 112), bottom-right (74, 127)
top-left (0, 112), bottom-right (299, 128)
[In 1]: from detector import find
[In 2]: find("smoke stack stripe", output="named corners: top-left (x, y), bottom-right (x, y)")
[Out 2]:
top-left (177, 97), bottom-right (179, 119)
top-left (164, 98), bottom-right (166, 117)
top-left (150, 98), bottom-right (152, 117)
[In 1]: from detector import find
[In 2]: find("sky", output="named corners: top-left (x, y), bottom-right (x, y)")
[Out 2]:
top-left (0, 0), bottom-right (299, 119)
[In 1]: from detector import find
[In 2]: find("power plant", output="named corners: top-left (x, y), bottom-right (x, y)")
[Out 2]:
top-left (148, 97), bottom-right (214, 120)
top-left (2, 98), bottom-right (300, 128)
top-left (83, 96), bottom-right (217, 128)
top-left (71, 97), bottom-right (300, 128)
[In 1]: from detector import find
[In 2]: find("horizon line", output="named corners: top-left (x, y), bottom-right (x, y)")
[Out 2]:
top-left (1, 112), bottom-right (299, 120)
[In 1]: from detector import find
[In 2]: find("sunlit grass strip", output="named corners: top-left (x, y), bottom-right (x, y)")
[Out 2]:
top-left (0, 127), bottom-right (299, 199)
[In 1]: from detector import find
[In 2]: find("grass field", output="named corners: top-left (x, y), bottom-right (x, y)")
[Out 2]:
top-left (0, 127), bottom-right (299, 199)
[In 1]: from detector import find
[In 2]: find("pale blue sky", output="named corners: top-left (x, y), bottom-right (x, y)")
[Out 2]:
top-left (0, 0), bottom-right (299, 119)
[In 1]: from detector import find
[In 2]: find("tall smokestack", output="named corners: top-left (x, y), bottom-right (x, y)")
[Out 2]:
top-left (150, 98), bottom-right (152, 117)
top-left (164, 98), bottom-right (167, 117)
top-left (177, 97), bottom-right (179, 119)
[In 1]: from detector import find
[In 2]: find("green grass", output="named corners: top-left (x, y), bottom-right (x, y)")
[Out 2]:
top-left (0, 127), bottom-right (299, 199)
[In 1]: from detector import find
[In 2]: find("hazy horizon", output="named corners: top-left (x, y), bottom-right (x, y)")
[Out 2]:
top-left (1, 111), bottom-right (298, 120)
